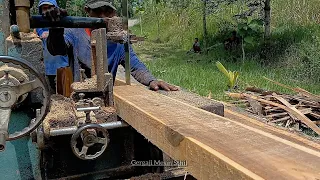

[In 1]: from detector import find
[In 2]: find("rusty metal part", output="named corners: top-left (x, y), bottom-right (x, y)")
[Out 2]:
top-left (49, 121), bottom-right (128, 137)
top-left (77, 106), bottom-right (101, 123)
top-left (15, 0), bottom-right (31, 32)
top-left (70, 123), bottom-right (110, 160)
top-left (92, 97), bottom-right (103, 107)
top-left (105, 75), bottom-right (113, 106)
top-left (0, 56), bottom-right (50, 152)
top-left (0, 64), bottom-right (29, 104)
top-left (93, 28), bottom-right (108, 91)
top-left (31, 109), bottom-right (45, 149)
top-left (122, 0), bottom-right (131, 85)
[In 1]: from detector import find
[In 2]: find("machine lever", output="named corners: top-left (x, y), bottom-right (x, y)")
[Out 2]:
top-left (77, 107), bottom-right (101, 112)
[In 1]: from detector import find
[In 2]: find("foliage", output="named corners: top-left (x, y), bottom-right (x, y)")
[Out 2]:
top-left (66, 0), bottom-right (86, 16)
top-left (216, 61), bottom-right (240, 90)
top-left (237, 18), bottom-right (264, 61)
top-left (131, 0), bottom-right (320, 86)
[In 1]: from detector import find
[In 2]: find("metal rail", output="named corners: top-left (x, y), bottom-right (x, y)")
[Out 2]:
top-left (30, 16), bottom-right (107, 28)
top-left (122, 0), bottom-right (131, 85)
top-left (49, 121), bottom-right (129, 137)
top-left (77, 107), bottom-right (101, 111)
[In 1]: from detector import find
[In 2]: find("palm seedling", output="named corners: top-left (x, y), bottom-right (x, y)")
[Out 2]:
top-left (216, 61), bottom-right (240, 91)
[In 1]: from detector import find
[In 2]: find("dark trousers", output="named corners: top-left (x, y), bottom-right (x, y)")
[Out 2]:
top-left (47, 75), bottom-right (56, 93)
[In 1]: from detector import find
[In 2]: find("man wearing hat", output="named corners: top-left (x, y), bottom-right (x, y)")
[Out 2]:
top-left (44, 0), bottom-right (178, 91)
top-left (35, 0), bottom-right (69, 92)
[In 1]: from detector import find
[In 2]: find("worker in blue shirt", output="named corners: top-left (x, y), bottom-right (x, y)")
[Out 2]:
top-left (36, 0), bottom-right (69, 91)
top-left (42, 0), bottom-right (178, 91)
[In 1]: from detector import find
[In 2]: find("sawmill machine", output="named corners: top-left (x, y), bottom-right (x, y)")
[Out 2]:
top-left (0, 0), bottom-right (164, 179)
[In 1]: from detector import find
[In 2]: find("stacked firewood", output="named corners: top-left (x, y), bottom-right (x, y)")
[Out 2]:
top-left (228, 84), bottom-right (320, 136)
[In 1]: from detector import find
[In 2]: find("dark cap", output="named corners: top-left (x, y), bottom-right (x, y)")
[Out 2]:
top-left (85, 0), bottom-right (116, 10)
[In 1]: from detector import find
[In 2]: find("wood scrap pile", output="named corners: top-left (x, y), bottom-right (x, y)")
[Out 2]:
top-left (227, 77), bottom-right (320, 136)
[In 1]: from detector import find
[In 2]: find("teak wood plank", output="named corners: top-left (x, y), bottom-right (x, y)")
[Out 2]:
top-left (113, 85), bottom-right (320, 180)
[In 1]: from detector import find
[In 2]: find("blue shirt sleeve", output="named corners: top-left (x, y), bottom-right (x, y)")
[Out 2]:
top-left (64, 28), bottom-right (77, 48)
top-left (36, 28), bottom-right (47, 37)
top-left (119, 44), bottom-right (157, 86)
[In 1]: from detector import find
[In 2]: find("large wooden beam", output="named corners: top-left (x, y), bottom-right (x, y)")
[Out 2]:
top-left (113, 85), bottom-right (320, 180)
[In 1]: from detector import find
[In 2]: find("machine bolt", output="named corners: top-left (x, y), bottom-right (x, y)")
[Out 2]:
top-left (18, 76), bottom-right (25, 83)
top-left (4, 70), bottom-right (9, 77)
top-left (3, 70), bottom-right (10, 84)
top-left (79, 93), bottom-right (85, 100)
top-left (0, 91), bottom-right (10, 102)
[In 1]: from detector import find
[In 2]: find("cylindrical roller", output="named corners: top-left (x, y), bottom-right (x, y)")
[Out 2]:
top-left (15, 0), bottom-right (30, 33)
top-left (30, 16), bottom-right (107, 29)
top-left (77, 106), bottom-right (101, 112)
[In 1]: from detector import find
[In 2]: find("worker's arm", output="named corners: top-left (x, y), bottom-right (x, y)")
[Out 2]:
top-left (120, 45), bottom-right (178, 91)
top-left (46, 28), bottom-right (69, 56)
top-left (42, 7), bottom-right (69, 56)
top-left (120, 45), bottom-right (156, 86)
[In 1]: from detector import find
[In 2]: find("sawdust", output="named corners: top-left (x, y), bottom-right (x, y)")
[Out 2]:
top-left (107, 17), bottom-right (123, 32)
top-left (95, 107), bottom-right (117, 123)
top-left (71, 76), bottom-right (98, 92)
top-left (44, 94), bottom-right (77, 128)
top-left (107, 31), bottom-right (128, 41)
top-left (129, 173), bottom-right (161, 180)
top-left (7, 32), bottom-right (41, 42)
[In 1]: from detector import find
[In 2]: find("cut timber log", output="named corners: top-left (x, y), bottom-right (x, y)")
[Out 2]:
top-left (114, 85), bottom-right (320, 180)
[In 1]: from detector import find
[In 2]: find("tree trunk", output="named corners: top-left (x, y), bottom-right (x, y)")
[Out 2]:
top-left (262, 0), bottom-right (271, 65)
top-left (242, 38), bottom-right (245, 63)
top-left (202, 0), bottom-right (208, 54)
top-left (264, 0), bottom-right (271, 39)
top-left (156, 7), bottom-right (160, 42)
top-left (140, 15), bottom-right (143, 35)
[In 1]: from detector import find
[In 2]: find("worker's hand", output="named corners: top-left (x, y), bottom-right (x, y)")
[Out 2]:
top-left (42, 7), bottom-right (68, 22)
top-left (41, 32), bottom-right (49, 39)
top-left (149, 80), bottom-right (179, 91)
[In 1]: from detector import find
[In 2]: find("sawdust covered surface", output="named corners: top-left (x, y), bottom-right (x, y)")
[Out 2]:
top-left (71, 76), bottom-right (97, 92)
top-left (129, 173), bottom-right (161, 180)
top-left (44, 94), bottom-right (77, 128)
top-left (7, 32), bottom-right (41, 42)
top-left (95, 106), bottom-right (117, 123)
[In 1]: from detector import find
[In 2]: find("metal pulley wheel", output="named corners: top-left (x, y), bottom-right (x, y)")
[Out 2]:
top-left (70, 124), bottom-right (109, 160)
top-left (0, 56), bottom-right (50, 152)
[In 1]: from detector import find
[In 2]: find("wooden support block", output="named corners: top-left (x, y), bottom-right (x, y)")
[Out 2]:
top-left (56, 67), bottom-right (73, 97)
top-left (114, 85), bottom-right (320, 180)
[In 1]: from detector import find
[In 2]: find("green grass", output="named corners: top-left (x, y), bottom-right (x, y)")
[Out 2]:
top-left (129, 0), bottom-right (320, 101)
top-left (132, 41), bottom-right (320, 101)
